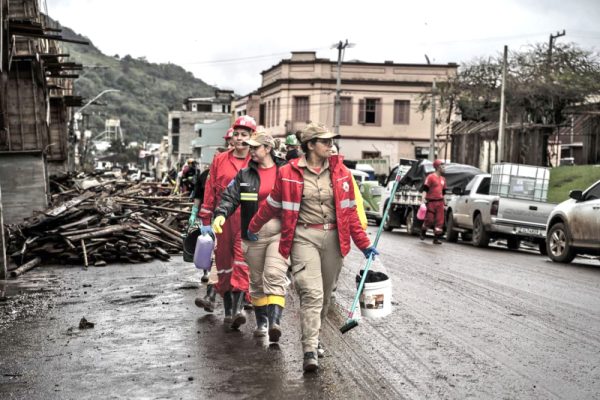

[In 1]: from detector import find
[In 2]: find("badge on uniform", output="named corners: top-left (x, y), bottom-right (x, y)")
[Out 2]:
top-left (342, 182), bottom-right (350, 192)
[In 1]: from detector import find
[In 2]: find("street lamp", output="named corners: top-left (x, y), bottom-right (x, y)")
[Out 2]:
top-left (68, 89), bottom-right (120, 171)
top-left (332, 40), bottom-right (355, 136)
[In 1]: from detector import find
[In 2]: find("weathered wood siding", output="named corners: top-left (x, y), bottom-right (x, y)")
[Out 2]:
top-left (2, 60), bottom-right (49, 152)
top-left (48, 97), bottom-right (68, 160)
top-left (0, 153), bottom-right (48, 225)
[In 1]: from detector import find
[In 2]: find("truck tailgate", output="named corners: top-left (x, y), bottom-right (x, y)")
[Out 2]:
top-left (497, 199), bottom-right (556, 226)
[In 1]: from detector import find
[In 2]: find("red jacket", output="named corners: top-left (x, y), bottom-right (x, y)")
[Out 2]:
top-left (200, 149), bottom-right (250, 225)
top-left (248, 155), bottom-right (371, 258)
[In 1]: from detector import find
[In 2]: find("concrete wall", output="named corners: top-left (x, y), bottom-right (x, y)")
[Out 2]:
top-left (0, 185), bottom-right (7, 279)
top-left (0, 153), bottom-right (48, 225)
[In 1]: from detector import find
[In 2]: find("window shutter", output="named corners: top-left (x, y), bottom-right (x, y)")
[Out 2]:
top-left (358, 99), bottom-right (366, 124)
top-left (375, 98), bottom-right (382, 126)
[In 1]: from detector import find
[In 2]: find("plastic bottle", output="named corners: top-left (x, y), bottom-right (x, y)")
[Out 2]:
top-left (193, 233), bottom-right (214, 270)
top-left (416, 203), bottom-right (427, 220)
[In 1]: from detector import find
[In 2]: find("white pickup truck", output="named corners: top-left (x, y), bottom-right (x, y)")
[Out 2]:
top-left (446, 173), bottom-right (556, 254)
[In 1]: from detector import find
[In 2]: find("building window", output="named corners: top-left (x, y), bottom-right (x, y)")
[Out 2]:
top-left (394, 100), bottom-right (410, 125)
top-left (362, 151), bottom-right (381, 159)
top-left (172, 135), bottom-right (179, 153)
top-left (197, 129), bottom-right (202, 138)
top-left (276, 98), bottom-right (280, 126)
top-left (340, 97), bottom-right (352, 126)
top-left (259, 103), bottom-right (266, 126)
top-left (293, 96), bottom-right (310, 122)
top-left (171, 118), bottom-right (180, 134)
top-left (197, 104), bottom-right (211, 112)
top-left (358, 98), bottom-right (381, 126)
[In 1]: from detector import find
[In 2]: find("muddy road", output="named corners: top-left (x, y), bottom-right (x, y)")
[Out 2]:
top-left (1, 228), bottom-right (599, 399)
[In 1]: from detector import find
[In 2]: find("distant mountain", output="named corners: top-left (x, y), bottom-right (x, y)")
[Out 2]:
top-left (60, 26), bottom-right (216, 143)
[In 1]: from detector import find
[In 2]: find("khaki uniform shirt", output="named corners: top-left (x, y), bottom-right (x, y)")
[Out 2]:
top-left (297, 156), bottom-right (337, 225)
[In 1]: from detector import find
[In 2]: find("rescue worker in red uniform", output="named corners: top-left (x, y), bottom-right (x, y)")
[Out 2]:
top-left (248, 122), bottom-right (377, 372)
top-left (196, 116), bottom-right (255, 328)
top-left (420, 159), bottom-right (447, 244)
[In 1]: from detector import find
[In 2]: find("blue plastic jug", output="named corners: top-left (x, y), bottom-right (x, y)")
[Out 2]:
top-left (193, 233), bottom-right (214, 270)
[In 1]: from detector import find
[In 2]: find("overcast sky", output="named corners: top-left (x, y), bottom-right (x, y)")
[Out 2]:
top-left (46, 0), bottom-right (600, 95)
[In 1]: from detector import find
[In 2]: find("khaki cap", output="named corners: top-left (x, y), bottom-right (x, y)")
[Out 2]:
top-left (300, 122), bottom-right (340, 143)
top-left (244, 131), bottom-right (275, 148)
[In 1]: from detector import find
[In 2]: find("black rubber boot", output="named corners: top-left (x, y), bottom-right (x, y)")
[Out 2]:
top-left (223, 291), bottom-right (233, 324)
top-left (267, 304), bottom-right (283, 342)
top-left (200, 270), bottom-right (209, 283)
top-left (194, 284), bottom-right (216, 312)
top-left (253, 305), bottom-right (268, 337)
top-left (433, 235), bottom-right (443, 245)
top-left (230, 291), bottom-right (247, 330)
top-left (303, 352), bottom-right (318, 372)
top-left (420, 229), bottom-right (426, 241)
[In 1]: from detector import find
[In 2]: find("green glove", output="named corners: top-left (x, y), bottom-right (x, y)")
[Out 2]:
top-left (188, 205), bottom-right (199, 227)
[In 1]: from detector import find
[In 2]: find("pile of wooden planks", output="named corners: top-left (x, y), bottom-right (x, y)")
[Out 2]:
top-left (5, 173), bottom-right (194, 271)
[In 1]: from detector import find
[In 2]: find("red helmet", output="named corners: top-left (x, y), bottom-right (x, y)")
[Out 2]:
top-left (232, 115), bottom-right (257, 132)
top-left (223, 127), bottom-right (234, 139)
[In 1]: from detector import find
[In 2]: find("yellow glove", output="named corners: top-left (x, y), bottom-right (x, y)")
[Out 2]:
top-left (212, 215), bottom-right (226, 234)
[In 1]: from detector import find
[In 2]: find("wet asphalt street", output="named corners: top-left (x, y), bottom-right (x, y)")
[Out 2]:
top-left (1, 227), bottom-right (600, 399)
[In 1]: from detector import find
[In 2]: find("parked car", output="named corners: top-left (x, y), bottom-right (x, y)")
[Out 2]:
top-left (446, 172), bottom-right (555, 254)
top-left (546, 180), bottom-right (600, 263)
top-left (349, 169), bottom-right (370, 184)
top-left (359, 181), bottom-right (384, 222)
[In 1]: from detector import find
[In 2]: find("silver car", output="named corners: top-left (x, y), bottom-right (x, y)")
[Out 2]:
top-left (546, 180), bottom-right (600, 263)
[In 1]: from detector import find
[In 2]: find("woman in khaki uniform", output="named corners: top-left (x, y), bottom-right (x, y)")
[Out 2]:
top-left (248, 123), bottom-right (377, 372)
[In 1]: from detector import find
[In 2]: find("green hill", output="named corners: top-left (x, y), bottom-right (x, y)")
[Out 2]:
top-left (60, 26), bottom-right (216, 143)
top-left (548, 165), bottom-right (600, 203)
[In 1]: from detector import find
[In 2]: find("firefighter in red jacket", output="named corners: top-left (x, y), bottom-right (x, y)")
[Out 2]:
top-left (420, 159), bottom-right (447, 244)
top-left (248, 122), bottom-right (377, 372)
top-left (195, 116), bottom-right (255, 328)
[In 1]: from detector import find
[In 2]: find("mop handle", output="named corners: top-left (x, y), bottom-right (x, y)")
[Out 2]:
top-left (347, 253), bottom-right (374, 318)
top-left (346, 165), bottom-right (404, 319)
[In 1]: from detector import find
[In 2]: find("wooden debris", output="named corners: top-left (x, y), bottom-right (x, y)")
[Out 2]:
top-left (10, 257), bottom-right (42, 278)
top-left (3, 171), bottom-right (192, 276)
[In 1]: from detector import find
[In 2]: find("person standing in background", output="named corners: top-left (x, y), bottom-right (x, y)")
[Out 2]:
top-left (420, 159), bottom-right (447, 245)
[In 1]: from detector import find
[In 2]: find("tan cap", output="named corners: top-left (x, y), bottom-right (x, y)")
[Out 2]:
top-left (300, 122), bottom-right (340, 143)
top-left (244, 131), bottom-right (275, 148)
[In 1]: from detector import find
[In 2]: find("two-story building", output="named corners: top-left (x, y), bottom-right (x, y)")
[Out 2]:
top-left (233, 51), bottom-right (457, 166)
top-left (167, 89), bottom-right (235, 167)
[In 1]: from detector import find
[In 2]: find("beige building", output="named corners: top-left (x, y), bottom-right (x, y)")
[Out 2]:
top-left (233, 51), bottom-right (457, 166)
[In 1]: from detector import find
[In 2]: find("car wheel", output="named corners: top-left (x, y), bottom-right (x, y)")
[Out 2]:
top-left (538, 240), bottom-right (548, 256)
top-left (405, 209), bottom-right (417, 236)
top-left (547, 223), bottom-right (576, 263)
top-left (472, 214), bottom-right (490, 248)
top-left (445, 211), bottom-right (459, 243)
top-left (382, 202), bottom-right (393, 232)
top-left (507, 238), bottom-right (520, 250)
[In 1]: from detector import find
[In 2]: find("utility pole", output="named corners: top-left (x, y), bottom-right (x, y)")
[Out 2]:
top-left (332, 40), bottom-right (354, 135)
top-left (498, 45), bottom-right (508, 164)
top-left (547, 30), bottom-right (566, 167)
top-left (429, 79), bottom-right (437, 161)
top-left (548, 30), bottom-right (566, 64)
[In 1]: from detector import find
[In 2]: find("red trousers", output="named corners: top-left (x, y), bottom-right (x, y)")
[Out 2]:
top-left (214, 209), bottom-right (249, 296)
top-left (423, 199), bottom-right (445, 236)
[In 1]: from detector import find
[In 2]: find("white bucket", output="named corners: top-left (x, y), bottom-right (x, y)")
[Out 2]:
top-left (359, 275), bottom-right (392, 318)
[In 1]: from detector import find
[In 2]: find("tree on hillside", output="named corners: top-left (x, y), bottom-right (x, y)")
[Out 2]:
top-left (420, 42), bottom-right (600, 126)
